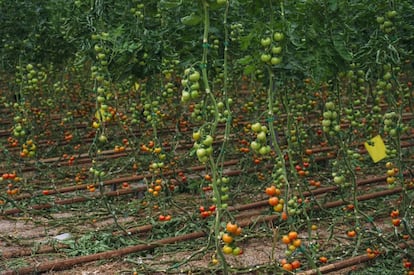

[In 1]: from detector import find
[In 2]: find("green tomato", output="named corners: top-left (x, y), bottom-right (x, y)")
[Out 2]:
top-left (333, 175), bottom-right (345, 185)
top-left (260, 37), bottom-right (272, 47)
top-left (203, 135), bottom-right (214, 146)
top-left (221, 194), bottom-right (229, 201)
top-left (386, 10), bottom-right (397, 18)
top-left (376, 16), bottom-right (385, 24)
top-left (232, 247), bottom-right (242, 256)
top-left (196, 148), bottom-right (207, 158)
top-left (256, 131), bottom-right (267, 142)
top-left (221, 186), bottom-right (229, 193)
top-left (192, 131), bottom-right (201, 141)
top-left (271, 57), bottom-right (282, 65)
top-left (181, 91), bottom-right (191, 102)
top-left (271, 46), bottom-right (282, 54)
top-left (250, 141), bottom-right (261, 151)
top-left (251, 122), bottom-right (262, 132)
top-left (97, 96), bottom-right (105, 103)
top-left (322, 119), bottom-right (331, 127)
top-left (98, 135), bottom-right (107, 143)
top-left (190, 82), bottom-right (200, 91)
top-left (190, 90), bottom-right (200, 99)
top-left (273, 32), bottom-right (284, 42)
top-left (259, 145), bottom-right (270, 155)
top-left (189, 71), bottom-right (200, 82)
top-left (383, 72), bottom-right (392, 81)
top-left (325, 101), bottom-right (335, 110)
top-left (260, 54), bottom-right (271, 63)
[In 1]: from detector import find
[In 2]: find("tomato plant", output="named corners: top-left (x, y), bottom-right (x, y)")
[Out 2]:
top-left (0, 0), bottom-right (413, 274)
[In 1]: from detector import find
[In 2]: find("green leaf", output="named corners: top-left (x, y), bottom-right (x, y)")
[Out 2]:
top-left (243, 64), bottom-right (256, 75)
top-left (332, 34), bottom-right (352, 61)
top-left (159, 0), bottom-right (182, 8)
top-left (238, 55), bottom-right (253, 65)
top-left (239, 33), bottom-right (254, 51)
top-left (181, 13), bottom-right (202, 26)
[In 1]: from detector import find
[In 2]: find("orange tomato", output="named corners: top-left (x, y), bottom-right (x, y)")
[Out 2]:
top-left (319, 256), bottom-right (328, 263)
top-left (305, 148), bottom-right (313, 155)
top-left (392, 218), bottom-right (401, 226)
top-left (265, 185), bottom-right (277, 196)
top-left (154, 185), bottom-right (162, 192)
top-left (268, 196), bottom-right (279, 206)
top-left (347, 230), bottom-right (357, 238)
top-left (281, 211), bottom-right (288, 221)
top-left (292, 239), bottom-right (302, 248)
top-left (222, 233), bottom-right (233, 244)
top-left (234, 226), bottom-right (242, 236)
top-left (291, 260), bottom-right (301, 269)
top-left (226, 222), bottom-right (238, 234)
top-left (390, 209), bottom-right (399, 218)
top-left (273, 203), bottom-right (283, 212)
top-left (282, 263), bottom-right (293, 271)
top-left (288, 231), bottom-right (298, 240)
top-left (281, 235), bottom-right (291, 245)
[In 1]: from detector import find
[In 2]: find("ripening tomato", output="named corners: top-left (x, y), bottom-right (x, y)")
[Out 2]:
top-left (222, 233), bottom-right (233, 244)
top-left (392, 218), bottom-right (401, 226)
top-left (265, 185), bottom-right (277, 196)
top-left (292, 239), bottom-right (302, 248)
top-left (291, 260), bottom-right (301, 269)
top-left (282, 263), bottom-right (293, 271)
top-left (288, 231), bottom-right (298, 240)
top-left (232, 246), bottom-right (242, 256)
top-left (268, 196), bottom-right (279, 206)
top-left (234, 226), bottom-right (242, 236)
top-left (222, 245), bottom-right (233, 254)
top-left (319, 256), bottom-right (328, 263)
top-left (226, 222), bottom-right (238, 234)
top-left (390, 209), bottom-right (399, 218)
top-left (282, 235), bottom-right (291, 245)
top-left (347, 230), bottom-right (357, 237)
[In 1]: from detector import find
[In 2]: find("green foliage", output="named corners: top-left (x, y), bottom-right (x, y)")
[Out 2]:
top-left (1, 0), bottom-right (412, 82)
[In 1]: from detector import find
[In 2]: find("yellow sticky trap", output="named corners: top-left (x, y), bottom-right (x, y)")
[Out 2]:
top-left (364, 135), bottom-right (387, 163)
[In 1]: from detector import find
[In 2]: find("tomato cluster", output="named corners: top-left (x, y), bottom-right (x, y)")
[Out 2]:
top-left (2, 172), bottom-right (20, 196)
top-left (158, 214), bottom-right (172, 222)
top-left (366, 247), bottom-right (381, 259)
top-left (376, 10), bottom-right (398, 34)
top-left (260, 31), bottom-right (284, 66)
top-left (181, 68), bottom-right (201, 103)
top-left (249, 122), bottom-right (271, 156)
top-left (193, 133), bottom-right (214, 164)
top-left (385, 161), bottom-right (399, 188)
top-left (199, 205), bottom-right (216, 219)
top-left (390, 209), bottom-right (401, 227)
top-left (281, 231), bottom-right (302, 256)
top-left (148, 179), bottom-right (164, 198)
top-left (20, 139), bottom-right (36, 158)
top-left (221, 222), bottom-right (243, 256)
top-left (265, 185), bottom-right (283, 212)
top-left (321, 101), bottom-right (340, 135)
